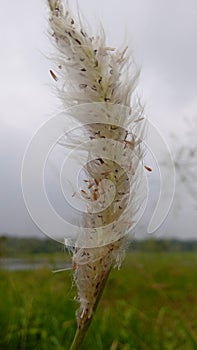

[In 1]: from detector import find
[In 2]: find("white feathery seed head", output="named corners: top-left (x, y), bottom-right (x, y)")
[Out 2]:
top-left (47, 0), bottom-right (146, 330)
top-left (48, 0), bottom-right (140, 108)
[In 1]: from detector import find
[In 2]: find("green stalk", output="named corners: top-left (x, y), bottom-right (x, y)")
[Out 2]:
top-left (69, 268), bottom-right (111, 350)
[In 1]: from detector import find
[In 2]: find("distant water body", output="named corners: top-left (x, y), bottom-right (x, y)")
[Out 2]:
top-left (0, 258), bottom-right (71, 271)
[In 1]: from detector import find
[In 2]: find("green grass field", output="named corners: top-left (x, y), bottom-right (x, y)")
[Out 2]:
top-left (1, 252), bottom-right (197, 350)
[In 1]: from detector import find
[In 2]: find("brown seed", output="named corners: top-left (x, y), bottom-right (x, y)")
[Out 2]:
top-left (100, 171), bottom-right (111, 176)
top-left (79, 83), bottom-right (87, 89)
top-left (96, 158), bottom-right (104, 164)
top-left (144, 165), bottom-right (152, 172)
top-left (49, 69), bottom-right (58, 81)
top-left (75, 38), bottom-right (81, 45)
top-left (88, 183), bottom-right (94, 189)
top-left (81, 189), bottom-right (88, 195)
top-left (93, 191), bottom-right (98, 200)
top-left (80, 29), bottom-right (86, 37)
top-left (94, 179), bottom-right (99, 186)
top-left (72, 261), bottom-right (77, 270)
top-left (125, 140), bottom-right (134, 146)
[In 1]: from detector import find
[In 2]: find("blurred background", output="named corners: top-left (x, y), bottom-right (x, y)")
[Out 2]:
top-left (0, 2), bottom-right (197, 349)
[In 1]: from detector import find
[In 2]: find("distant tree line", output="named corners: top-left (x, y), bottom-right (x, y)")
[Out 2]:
top-left (0, 236), bottom-right (63, 257)
top-left (0, 235), bottom-right (197, 257)
top-left (130, 238), bottom-right (197, 253)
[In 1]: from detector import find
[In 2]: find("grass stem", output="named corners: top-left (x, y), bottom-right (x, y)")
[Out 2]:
top-left (69, 268), bottom-right (111, 350)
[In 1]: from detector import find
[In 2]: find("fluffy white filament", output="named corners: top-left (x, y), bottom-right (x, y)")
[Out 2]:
top-left (47, 0), bottom-right (146, 329)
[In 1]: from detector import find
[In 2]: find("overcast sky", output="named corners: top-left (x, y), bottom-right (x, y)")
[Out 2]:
top-left (0, 0), bottom-right (196, 240)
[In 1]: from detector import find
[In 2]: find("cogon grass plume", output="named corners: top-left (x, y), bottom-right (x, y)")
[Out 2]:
top-left (47, 1), bottom-right (147, 348)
